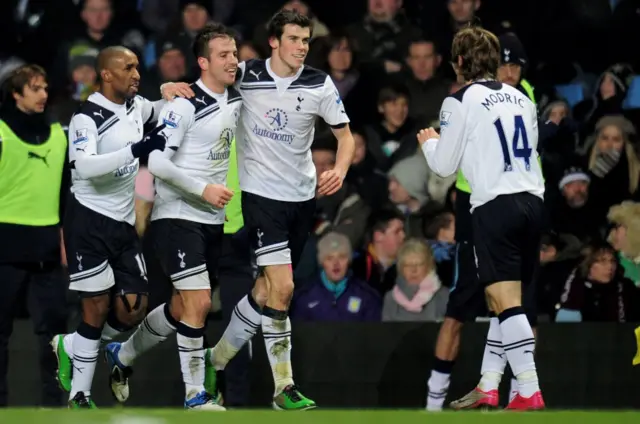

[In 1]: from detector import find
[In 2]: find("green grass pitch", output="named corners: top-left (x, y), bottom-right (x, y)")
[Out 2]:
top-left (1, 409), bottom-right (639, 424)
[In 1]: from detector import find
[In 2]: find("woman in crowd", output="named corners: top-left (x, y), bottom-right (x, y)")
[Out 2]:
top-left (382, 239), bottom-right (448, 322)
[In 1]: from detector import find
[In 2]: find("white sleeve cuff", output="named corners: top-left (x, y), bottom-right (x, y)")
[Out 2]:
top-left (421, 138), bottom-right (439, 156)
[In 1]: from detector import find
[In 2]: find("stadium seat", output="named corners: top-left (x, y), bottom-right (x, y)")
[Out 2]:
top-left (624, 76), bottom-right (640, 109)
top-left (554, 83), bottom-right (584, 108)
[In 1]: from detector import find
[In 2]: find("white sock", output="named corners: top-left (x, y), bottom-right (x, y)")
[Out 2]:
top-left (426, 370), bottom-right (450, 411)
top-left (510, 377), bottom-right (518, 401)
top-left (177, 322), bottom-right (206, 399)
top-left (211, 295), bottom-right (260, 370)
top-left (262, 311), bottom-right (294, 396)
top-left (69, 323), bottom-right (101, 399)
top-left (118, 303), bottom-right (177, 367)
top-left (478, 317), bottom-right (507, 392)
top-left (63, 333), bottom-right (74, 357)
top-left (500, 310), bottom-right (539, 398)
top-left (62, 321), bottom-right (125, 358)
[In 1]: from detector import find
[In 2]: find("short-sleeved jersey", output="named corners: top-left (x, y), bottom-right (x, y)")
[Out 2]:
top-left (151, 80), bottom-right (243, 225)
top-left (68, 93), bottom-right (156, 225)
top-left (235, 58), bottom-right (350, 202)
top-left (422, 80), bottom-right (544, 211)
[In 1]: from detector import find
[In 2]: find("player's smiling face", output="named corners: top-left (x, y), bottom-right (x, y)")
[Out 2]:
top-left (111, 51), bottom-right (140, 99)
top-left (206, 36), bottom-right (238, 86)
top-left (272, 24), bottom-right (310, 70)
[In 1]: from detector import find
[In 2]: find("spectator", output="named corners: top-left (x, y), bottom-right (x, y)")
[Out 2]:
top-left (549, 165), bottom-right (601, 242)
top-left (574, 63), bottom-right (634, 140)
top-left (347, 0), bottom-right (422, 75)
top-left (556, 242), bottom-right (640, 322)
top-left (382, 239), bottom-right (449, 322)
top-left (48, 47), bottom-right (99, 125)
top-left (291, 232), bottom-right (382, 322)
top-left (363, 85), bottom-right (420, 169)
top-left (352, 207), bottom-right (405, 295)
top-left (139, 37), bottom-right (188, 100)
top-left (53, 0), bottom-right (144, 92)
top-left (393, 38), bottom-right (451, 124)
top-left (584, 115), bottom-right (640, 223)
top-left (313, 32), bottom-right (377, 126)
top-left (424, 211), bottom-right (456, 287)
top-left (607, 201), bottom-right (640, 287)
top-left (387, 154), bottom-right (456, 238)
top-left (238, 41), bottom-right (260, 62)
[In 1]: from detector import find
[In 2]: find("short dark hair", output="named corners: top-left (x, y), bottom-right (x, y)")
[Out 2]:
top-left (424, 211), bottom-right (454, 239)
top-left (192, 23), bottom-right (237, 59)
top-left (267, 10), bottom-right (313, 41)
top-left (451, 25), bottom-right (500, 81)
top-left (368, 207), bottom-right (404, 238)
top-left (3, 64), bottom-right (47, 97)
top-left (377, 85), bottom-right (410, 105)
top-left (407, 37), bottom-right (439, 57)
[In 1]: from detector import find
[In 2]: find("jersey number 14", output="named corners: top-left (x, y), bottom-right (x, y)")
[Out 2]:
top-left (493, 115), bottom-right (532, 172)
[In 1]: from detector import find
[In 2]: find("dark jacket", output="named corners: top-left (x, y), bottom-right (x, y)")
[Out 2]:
top-left (291, 275), bottom-right (382, 322)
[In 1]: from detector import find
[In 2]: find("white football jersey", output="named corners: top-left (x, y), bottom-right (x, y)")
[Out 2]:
top-left (150, 80), bottom-right (242, 225)
top-left (235, 58), bottom-right (350, 202)
top-left (68, 93), bottom-right (160, 225)
top-left (422, 80), bottom-right (544, 210)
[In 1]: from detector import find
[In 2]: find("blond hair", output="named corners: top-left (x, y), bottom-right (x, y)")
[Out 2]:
top-left (397, 238), bottom-right (435, 272)
top-left (588, 116), bottom-right (640, 194)
top-left (608, 201), bottom-right (640, 258)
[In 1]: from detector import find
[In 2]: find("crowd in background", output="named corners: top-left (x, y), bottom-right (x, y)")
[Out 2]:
top-left (2, 0), bottom-right (640, 326)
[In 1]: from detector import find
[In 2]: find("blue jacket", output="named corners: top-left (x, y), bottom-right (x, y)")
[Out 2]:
top-left (291, 275), bottom-right (382, 322)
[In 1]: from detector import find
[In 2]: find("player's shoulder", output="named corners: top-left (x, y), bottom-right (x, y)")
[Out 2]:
top-left (292, 65), bottom-right (328, 90)
top-left (240, 59), bottom-right (272, 83)
top-left (73, 94), bottom-right (117, 128)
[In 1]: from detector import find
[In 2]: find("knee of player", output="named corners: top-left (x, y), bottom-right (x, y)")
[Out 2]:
top-left (181, 291), bottom-right (212, 315)
top-left (272, 277), bottom-right (295, 296)
top-left (251, 285), bottom-right (268, 307)
top-left (81, 294), bottom-right (111, 319)
top-left (114, 293), bottom-right (148, 326)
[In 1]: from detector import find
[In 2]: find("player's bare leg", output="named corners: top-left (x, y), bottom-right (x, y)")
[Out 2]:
top-left (485, 281), bottom-right (544, 410)
top-left (426, 318), bottom-right (462, 410)
top-left (204, 275), bottom-right (267, 401)
top-left (262, 264), bottom-right (315, 410)
top-left (101, 293), bottom-right (148, 402)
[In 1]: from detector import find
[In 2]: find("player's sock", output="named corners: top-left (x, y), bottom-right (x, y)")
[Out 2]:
top-left (478, 317), bottom-right (506, 392)
top-left (262, 307), bottom-right (294, 396)
top-left (118, 303), bottom-right (177, 367)
top-left (177, 321), bottom-right (206, 398)
top-left (63, 333), bottom-right (74, 356)
top-left (427, 358), bottom-right (454, 410)
top-left (509, 377), bottom-right (518, 400)
top-left (69, 321), bottom-right (102, 399)
top-left (499, 307), bottom-right (539, 398)
top-left (211, 294), bottom-right (261, 370)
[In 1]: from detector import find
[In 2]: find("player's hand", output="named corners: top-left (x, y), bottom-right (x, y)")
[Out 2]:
top-left (317, 169), bottom-right (344, 197)
top-left (417, 127), bottom-right (440, 146)
top-left (202, 184), bottom-right (234, 209)
top-left (161, 82), bottom-right (195, 101)
top-left (132, 124), bottom-right (168, 158)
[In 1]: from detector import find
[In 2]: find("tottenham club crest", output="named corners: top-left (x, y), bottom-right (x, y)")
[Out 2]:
top-left (220, 128), bottom-right (234, 149)
top-left (265, 108), bottom-right (288, 131)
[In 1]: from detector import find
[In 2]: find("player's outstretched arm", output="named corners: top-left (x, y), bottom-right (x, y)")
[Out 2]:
top-left (69, 114), bottom-right (136, 179)
top-left (419, 97), bottom-right (467, 178)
